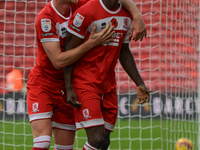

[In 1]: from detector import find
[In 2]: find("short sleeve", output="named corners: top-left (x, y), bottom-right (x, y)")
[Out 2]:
top-left (67, 8), bottom-right (91, 39)
top-left (35, 15), bottom-right (59, 43)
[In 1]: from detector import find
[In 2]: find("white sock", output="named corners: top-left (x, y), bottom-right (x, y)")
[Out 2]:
top-left (83, 141), bottom-right (100, 150)
top-left (54, 144), bottom-right (73, 150)
top-left (33, 135), bottom-right (51, 149)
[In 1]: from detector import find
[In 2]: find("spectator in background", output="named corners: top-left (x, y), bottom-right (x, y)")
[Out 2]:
top-left (6, 67), bottom-right (24, 93)
top-left (5, 66), bottom-right (24, 115)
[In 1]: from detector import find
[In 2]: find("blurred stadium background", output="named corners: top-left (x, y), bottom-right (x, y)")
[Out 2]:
top-left (0, 0), bottom-right (199, 150)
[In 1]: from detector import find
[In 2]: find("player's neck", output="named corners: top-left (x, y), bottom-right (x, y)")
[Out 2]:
top-left (53, 0), bottom-right (71, 16)
top-left (102, 0), bottom-right (118, 10)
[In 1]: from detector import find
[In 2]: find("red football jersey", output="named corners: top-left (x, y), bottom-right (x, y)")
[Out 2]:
top-left (29, 0), bottom-right (88, 90)
top-left (67, 0), bottom-right (132, 94)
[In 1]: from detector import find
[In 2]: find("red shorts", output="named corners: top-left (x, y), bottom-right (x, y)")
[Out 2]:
top-left (73, 87), bottom-right (118, 131)
top-left (27, 73), bottom-right (76, 131)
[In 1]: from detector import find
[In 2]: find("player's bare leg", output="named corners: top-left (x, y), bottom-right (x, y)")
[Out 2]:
top-left (85, 126), bottom-right (106, 149)
top-left (31, 119), bottom-right (52, 150)
top-left (101, 130), bottom-right (111, 150)
top-left (53, 128), bottom-right (75, 147)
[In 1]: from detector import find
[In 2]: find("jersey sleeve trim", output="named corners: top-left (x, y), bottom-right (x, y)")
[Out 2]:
top-left (67, 27), bottom-right (85, 39)
top-left (40, 38), bottom-right (60, 43)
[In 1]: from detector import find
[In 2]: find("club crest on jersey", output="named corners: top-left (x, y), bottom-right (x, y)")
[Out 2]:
top-left (123, 18), bottom-right (129, 29)
top-left (41, 19), bottom-right (51, 32)
top-left (32, 103), bottom-right (39, 113)
top-left (83, 109), bottom-right (91, 119)
top-left (73, 13), bottom-right (84, 27)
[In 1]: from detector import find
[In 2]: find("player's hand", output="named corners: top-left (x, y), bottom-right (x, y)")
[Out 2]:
top-left (66, 87), bottom-right (82, 108)
top-left (89, 23), bottom-right (115, 46)
top-left (130, 15), bottom-right (147, 41)
top-left (137, 84), bottom-right (151, 104)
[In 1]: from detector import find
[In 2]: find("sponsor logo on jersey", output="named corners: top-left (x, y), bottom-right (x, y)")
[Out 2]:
top-left (56, 22), bottom-right (68, 38)
top-left (42, 32), bottom-right (54, 36)
top-left (106, 32), bottom-right (123, 46)
top-left (70, 24), bottom-right (80, 32)
top-left (32, 103), bottom-right (39, 113)
top-left (41, 19), bottom-right (51, 32)
top-left (73, 13), bottom-right (84, 27)
top-left (101, 22), bottom-right (106, 29)
top-left (83, 109), bottom-right (91, 119)
top-left (61, 27), bottom-right (67, 35)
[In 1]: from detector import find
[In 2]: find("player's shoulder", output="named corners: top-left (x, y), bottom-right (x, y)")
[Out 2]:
top-left (118, 2), bottom-right (132, 17)
top-left (86, 0), bottom-right (99, 8)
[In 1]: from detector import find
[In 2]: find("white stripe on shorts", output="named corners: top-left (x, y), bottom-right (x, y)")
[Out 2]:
top-left (29, 111), bottom-right (53, 122)
top-left (51, 121), bottom-right (77, 131)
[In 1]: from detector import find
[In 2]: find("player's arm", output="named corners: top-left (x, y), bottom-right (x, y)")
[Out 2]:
top-left (64, 33), bottom-right (83, 107)
top-left (119, 43), bottom-right (151, 104)
top-left (63, 32), bottom-right (84, 108)
top-left (119, 0), bottom-right (146, 41)
top-left (42, 38), bottom-right (94, 70)
top-left (43, 24), bottom-right (114, 70)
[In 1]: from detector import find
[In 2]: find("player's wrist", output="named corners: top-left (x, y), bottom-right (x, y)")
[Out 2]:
top-left (137, 83), bottom-right (145, 87)
top-left (84, 40), bottom-right (96, 49)
top-left (132, 13), bottom-right (142, 20)
top-left (65, 85), bottom-right (73, 90)
top-left (66, 86), bottom-right (73, 89)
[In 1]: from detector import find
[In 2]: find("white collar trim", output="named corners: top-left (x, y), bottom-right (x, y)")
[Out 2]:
top-left (51, 0), bottom-right (72, 20)
top-left (99, 0), bottom-right (121, 14)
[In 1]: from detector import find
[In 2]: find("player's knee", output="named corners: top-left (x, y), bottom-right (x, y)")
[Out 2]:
top-left (33, 135), bottom-right (51, 149)
top-left (88, 134), bottom-right (105, 148)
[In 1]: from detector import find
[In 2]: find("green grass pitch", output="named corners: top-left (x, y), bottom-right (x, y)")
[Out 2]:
top-left (0, 119), bottom-right (197, 150)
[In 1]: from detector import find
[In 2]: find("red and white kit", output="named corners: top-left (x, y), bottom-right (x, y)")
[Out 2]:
top-left (67, 0), bottom-right (132, 131)
top-left (27, 0), bottom-right (88, 131)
